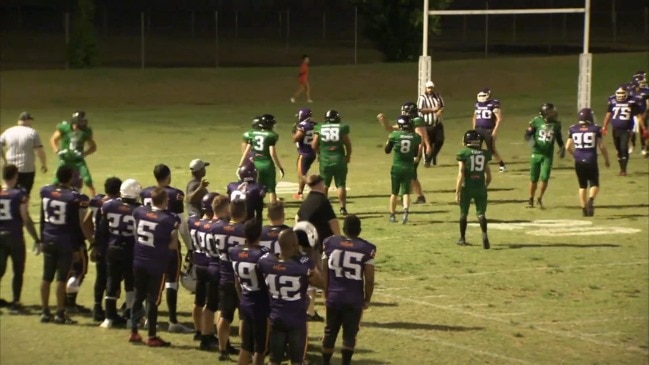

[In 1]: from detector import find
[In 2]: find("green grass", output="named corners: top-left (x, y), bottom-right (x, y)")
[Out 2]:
top-left (1, 52), bottom-right (648, 365)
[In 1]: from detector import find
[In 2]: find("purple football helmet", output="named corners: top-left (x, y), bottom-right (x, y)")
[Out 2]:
top-left (237, 165), bottom-right (258, 183)
top-left (201, 192), bottom-right (220, 214)
top-left (296, 108), bottom-right (312, 122)
top-left (577, 108), bottom-right (594, 124)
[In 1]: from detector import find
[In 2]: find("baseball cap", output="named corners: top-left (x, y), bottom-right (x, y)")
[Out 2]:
top-left (189, 159), bottom-right (210, 171)
top-left (425, 81), bottom-right (435, 88)
top-left (18, 112), bottom-right (34, 121)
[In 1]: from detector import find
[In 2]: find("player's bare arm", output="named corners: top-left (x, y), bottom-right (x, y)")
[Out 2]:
top-left (169, 229), bottom-right (179, 250)
top-left (187, 180), bottom-right (208, 205)
top-left (485, 164), bottom-right (492, 188)
top-left (597, 138), bottom-right (611, 168)
top-left (233, 276), bottom-right (242, 300)
top-left (269, 146), bottom-right (284, 177)
top-left (79, 207), bottom-right (95, 247)
top-left (50, 130), bottom-right (62, 153)
top-left (455, 161), bottom-right (465, 203)
top-left (602, 112), bottom-right (612, 134)
top-left (328, 218), bottom-right (341, 236)
top-left (343, 135), bottom-right (352, 164)
top-left (434, 105), bottom-right (445, 120)
top-left (492, 109), bottom-right (503, 137)
top-left (84, 136), bottom-right (97, 157)
top-left (471, 114), bottom-right (477, 130)
top-left (36, 146), bottom-right (47, 173)
top-left (363, 263), bottom-right (375, 309)
top-left (565, 137), bottom-right (575, 156)
top-left (238, 144), bottom-right (253, 168)
top-left (19, 198), bottom-right (40, 243)
top-left (292, 128), bottom-right (305, 143)
top-left (414, 142), bottom-right (423, 164)
top-left (311, 133), bottom-right (320, 155)
top-left (322, 253), bottom-right (329, 299)
top-left (308, 265), bottom-right (325, 290)
top-left (376, 113), bottom-right (398, 132)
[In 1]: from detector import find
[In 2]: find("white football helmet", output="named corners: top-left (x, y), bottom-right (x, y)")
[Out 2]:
top-left (66, 276), bottom-right (80, 294)
top-left (477, 88), bottom-right (491, 103)
top-left (293, 221), bottom-right (319, 248)
top-left (180, 264), bottom-right (197, 293)
top-left (615, 86), bottom-right (629, 102)
top-left (120, 179), bottom-right (142, 199)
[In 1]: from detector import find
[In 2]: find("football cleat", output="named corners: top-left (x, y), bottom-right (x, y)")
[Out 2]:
top-left (456, 238), bottom-right (467, 246)
top-left (129, 332), bottom-right (143, 344)
top-left (168, 322), bottom-right (193, 334)
top-left (307, 312), bottom-right (324, 322)
top-left (53, 314), bottom-right (77, 325)
top-left (401, 213), bottom-right (409, 224)
top-left (389, 214), bottom-right (396, 223)
top-left (93, 304), bottom-right (105, 322)
top-left (340, 207), bottom-right (348, 216)
top-left (147, 336), bottom-right (171, 347)
top-left (40, 312), bottom-right (52, 323)
top-left (526, 198), bottom-right (534, 208)
top-left (482, 233), bottom-right (491, 250)
top-left (587, 198), bottom-right (595, 217)
top-left (499, 166), bottom-right (507, 173)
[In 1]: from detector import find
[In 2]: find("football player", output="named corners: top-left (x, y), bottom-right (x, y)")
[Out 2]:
top-left (98, 179), bottom-right (141, 329)
top-left (377, 102), bottom-right (430, 204)
top-left (524, 103), bottom-right (565, 209)
top-left (227, 165), bottom-right (266, 223)
top-left (472, 88), bottom-right (507, 172)
top-left (384, 115), bottom-right (422, 224)
top-left (231, 219), bottom-right (270, 365)
top-left (258, 229), bottom-right (323, 365)
top-left (629, 74), bottom-right (649, 155)
top-left (602, 85), bottom-right (645, 175)
top-left (238, 115), bottom-right (285, 203)
top-left (0, 164), bottom-right (40, 314)
top-left (140, 164), bottom-right (191, 333)
top-left (312, 110), bottom-right (352, 215)
top-left (241, 119), bottom-right (259, 170)
top-left (187, 192), bottom-right (221, 351)
top-left (129, 187), bottom-right (180, 347)
top-left (455, 130), bottom-right (492, 249)
top-left (321, 215), bottom-right (376, 365)
top-left (83, 176), bottom-right (123, 322)
top-left (292, 108), bottom-right (318, 200)
top-left (260, 201), bottom-right (290, 256)
top-left (50, 111), bottom-right (97, 196)
top-left (565, 108), bottom-right (611, 216)
top-left (213, 199), bottom-right (247, 360)
top-left (39, 165), bottom-right (91, 324)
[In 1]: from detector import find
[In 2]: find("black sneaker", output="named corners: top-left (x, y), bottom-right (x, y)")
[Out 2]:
top-left (582, 207), bottom-right (588, 217)
top-left (54, 314), bottom-right (77, 325)
top-left (587, 198), bottom-right (595, 217)
top-left (93, 305), bottom-right (105, 322)
top-left (537, 198), bottom-right (544, 210)
top-left (9, 302), bottom-right (26, 315)
top-left (199, 335), bottom-right (219, 351)
top-left (67, 304), bottom-right (92, 314)
top-left (193, 331), bottom-right (202, 342)
top-left (40, 312), bottom-right (52, 323)
top-left (307, 312), bottom-right (324, 322)
top-left (526, 198), bottom-right (534, 208)
top-left (218, 352), bottom-right (230, 361)
top-left (389, 214), bottom-right (396, 223)
top-left (227, 343), bottom-right (240, 355)
top-left (415, 195), bottom-right (426, 204)
top-left (339, 207), bottom-right (348, 216)
top-left (0, 298), bottom-right (9, 308)
top-left (457, 238), bottom-right (467, 246)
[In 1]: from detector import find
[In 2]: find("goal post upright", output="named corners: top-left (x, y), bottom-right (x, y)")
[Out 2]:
top-left (421, 1), bottom-right (592, 111)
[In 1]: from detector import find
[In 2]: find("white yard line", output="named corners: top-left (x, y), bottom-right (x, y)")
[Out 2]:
top-left (528, 316), bottom-right (649, 325)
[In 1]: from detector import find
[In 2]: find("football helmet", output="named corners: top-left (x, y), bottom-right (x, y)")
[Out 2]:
top-left (632, 75), bottom-right (648, 88)
top-left (238, 165), bottom-right (258, 182)
top-left (120, 179), bottom-right (142, 199)
top-left (577, 108), bottom-right (595, 124)
top-left (396, 115), bottom-right (413, 131)
top-left (293, 221), bottom-right (318, 248)
top-left (251, 117), bottom-right (263, 130)
top-left (201, 192), bottom-right (220, 214)
top-left (477, 88), bottom-right (491, 103)
top-left (66, 276), bottom-right (81, 294)
top-left (615, 85), bottom-right (629, 102)
top-left (539, 103), bottom-right (558, 120)
top-left (71, 110), bottom-right (88, 128)
top-left (633, 70), bottom-right (646, 82)
top-left (463, 130), bottom-right (483, 148)
top-left (180, 254), bottom-right (197, 293)
top-left (259, 114), bottom-right (276, 130)
top-left (296, 108), bottom-right (312, 122)
top-left (400, 102), bottom-right (418, 118)
top-left (324, 110), bottom-right (341, 123)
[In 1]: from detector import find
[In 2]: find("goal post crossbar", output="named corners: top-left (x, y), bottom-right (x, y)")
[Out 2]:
top-left (420, 0), bottom-right (592, 111)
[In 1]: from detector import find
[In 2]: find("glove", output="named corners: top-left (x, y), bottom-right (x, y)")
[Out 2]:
top-left (558, 147), bottom-right (566, 159)
top-left (601, 127), bottom-right (608, 136)
top-left (279, 168), bottom-right (285, 179)
top-left (32, 241), bottom-right (42, 256)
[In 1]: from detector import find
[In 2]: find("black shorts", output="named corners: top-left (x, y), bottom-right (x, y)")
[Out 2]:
top-left (17, 172), bottom-right (35, 196)
top-left (166, 249), bottom-right (182, 284)
top-left (323, 304), bottom-right (363, 349)
top-left (268, 320), bottom-right (307, 364)
top-left (575, 162), bottom-right (599, 188)
top-left (195, 265), bottom-right (219, 311)
top-left (240, 314), bottom-right (268, 354)
top-left (218, 281), bottom-right (239, 322)
top-left (476, 127), bottom-right (495, 153)
top-left (42, 242), bottom-right (73, 282)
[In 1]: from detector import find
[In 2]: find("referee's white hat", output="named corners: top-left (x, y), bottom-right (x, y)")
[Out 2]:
top-left (425, 81), bottom-right (435, 88)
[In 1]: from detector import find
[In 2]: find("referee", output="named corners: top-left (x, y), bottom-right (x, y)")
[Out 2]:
top-left (418, 81), bottom-right (445, 167)
top-left (0, 112), bottom-right (47, 195)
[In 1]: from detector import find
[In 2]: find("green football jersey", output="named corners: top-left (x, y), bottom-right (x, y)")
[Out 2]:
top-left (57, 121), bottom-right (93, 162)
top-left (456, 147), bottom-right (492, 189)
top-left (248, 130), bottom-right (279, 162)
top-left (242, 129), bottom-right (253, 143)
top-left (412, 116), bottom-right (426, 129)
top-left (315, 123), bottom-right (350, 166)
top-left (388, 131), bottom-right (421, 167)
top-left (528, 116), bottom-right (562, 156)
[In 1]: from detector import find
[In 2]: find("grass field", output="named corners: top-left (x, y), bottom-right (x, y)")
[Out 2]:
top-left (0, 52), bottom-right (648, 365)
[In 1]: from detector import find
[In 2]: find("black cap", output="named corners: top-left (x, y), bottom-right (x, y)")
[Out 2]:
top-left (153, 164), bottom-right (171, 181)
top-left (18, 112), bottom-right (33, 121)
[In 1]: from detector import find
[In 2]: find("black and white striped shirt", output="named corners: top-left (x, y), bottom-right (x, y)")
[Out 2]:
top-left (0, 125), bottom-right (43, 173)
top-left (417, 92), bottom-right (445, 126)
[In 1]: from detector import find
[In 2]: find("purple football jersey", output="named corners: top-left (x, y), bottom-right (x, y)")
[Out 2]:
top-left (89, 194), bottom-right (110, 252)
top-left (40, 185), bottom-right (89, 249)
top-left (227, 181), bottom-right (266, 221)
top-left (258, 253), bottom-right (314, 329)
top-left (295, 120), bottom-right (317, 155)
top-left (230, 245), bottom-right (270, 320)
top-left (101, 198), bottom-right (139, 248)
top-left (188, 214), bottom-right (215, 267)
top-left (132, 205), bottom-right (180, 274)
top-left (260, 224), bottom-right (290, 256)
top-left (0, 187), bottom-right (27, 237)
top-left (474, 99), bottom-right (501, 129)
top-left (569, 123), bottom-right (602, 164)
top-left (323, 235), bottom-right (376, 309)
top-left (607, 96), bottom-right (643, 130)
top-left (140, 185), bottom-right (185, 214)
top-left (211, 221), bottom-right (246, 285)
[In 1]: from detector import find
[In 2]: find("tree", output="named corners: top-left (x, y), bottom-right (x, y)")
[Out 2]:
top-left (353, 0), bottom-right (454, 62)
top-left (67, 0), bottom-right (98, 68)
